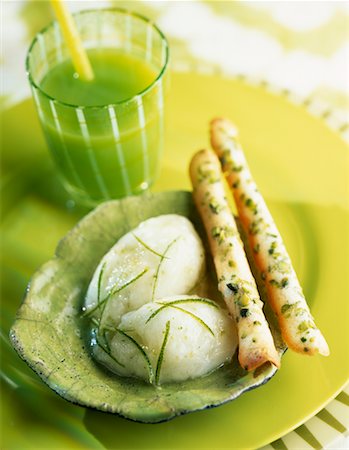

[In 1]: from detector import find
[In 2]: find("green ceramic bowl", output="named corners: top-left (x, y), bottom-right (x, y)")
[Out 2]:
top-left (10, 190), bottom-right (284, 423)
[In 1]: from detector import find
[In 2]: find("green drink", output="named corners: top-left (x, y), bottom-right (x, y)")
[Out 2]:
top-left (40, 49), bottom-right (161, 201)
top-left (27, 9), bottom-right (169, 206)
top-left (40, 49), bottom-right (158, 106)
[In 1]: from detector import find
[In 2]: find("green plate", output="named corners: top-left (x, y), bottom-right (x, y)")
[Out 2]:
top-left (1, 72), bottom-right (348, 449)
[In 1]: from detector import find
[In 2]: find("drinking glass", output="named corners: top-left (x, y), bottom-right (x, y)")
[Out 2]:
top-left (26, 8), bottom-right (169, 206)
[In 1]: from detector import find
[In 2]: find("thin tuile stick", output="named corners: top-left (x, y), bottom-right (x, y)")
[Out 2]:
top-left (190, 149), bottom-right (280, 371)
top-left (210, 117), bottom-right (329, 356)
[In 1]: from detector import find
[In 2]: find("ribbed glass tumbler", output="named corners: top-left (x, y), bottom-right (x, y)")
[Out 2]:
top-left (26, 8), bottom-right (169, 206)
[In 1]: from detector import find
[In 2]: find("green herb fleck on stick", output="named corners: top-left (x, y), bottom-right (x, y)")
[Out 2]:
top-left (245, 197), bottom-right (258, 214)
top-left (208, 199), bottom-right (224, 214)
top-left (211, 226), bottom-right (235, 244)
top-left (253, 244), bottom-right (260, 254)
top-left (240, 308), bottom-right (250, 318)
top-left (268, 241), bottom-right (277, 255)
top-left (269, 277), bottom-right (289, 289)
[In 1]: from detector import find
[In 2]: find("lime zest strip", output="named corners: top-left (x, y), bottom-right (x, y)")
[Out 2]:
top-left (115, 328), bottom-right (154, 384)
top-left (132, 233), bottom-right (169, 259)
top-left (155, 320), bottom-right (170, 385)
top-left (166, 305), bottom-right (215, 336)
top-left (156, 298), bottom-right (219, 308)
top-left (98, 267), bottom-right (149, 332)
top-left (107, 267), bottom-right (149, 302)
top-left (146, 299), bottom-right (216, 336)
top-left (95, 332), bottom-right (125, 368)
top-left (152, 237), bottom-right (179, 300)
top-left (97, 262), bottom-right (106, 304)
top-left (83, 267), bottom-right (149, 318)
top-left (102, 330), bottom-right (111, 353)
top-left (146, 297), bottom-right (218, 323)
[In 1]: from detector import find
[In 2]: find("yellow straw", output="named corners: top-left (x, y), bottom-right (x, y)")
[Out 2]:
top-left (51, 0), bottom-right (94, 81)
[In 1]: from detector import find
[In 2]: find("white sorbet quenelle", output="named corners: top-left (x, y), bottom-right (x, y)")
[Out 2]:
top-left (101, 295), bottom-right (237, 383)
top-left (85, 214), bottom-right (205, 326)
top-left (84, 214), bottom-right (237, 384)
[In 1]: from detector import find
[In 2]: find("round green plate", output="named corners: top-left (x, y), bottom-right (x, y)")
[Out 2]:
top-left (1, 72), bottom-right (348, 449)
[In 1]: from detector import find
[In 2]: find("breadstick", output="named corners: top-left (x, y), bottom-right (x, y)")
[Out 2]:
top-left (190, 149), bottom-right (280, 371)
top-left (210, 118), bottom-right (329, 356)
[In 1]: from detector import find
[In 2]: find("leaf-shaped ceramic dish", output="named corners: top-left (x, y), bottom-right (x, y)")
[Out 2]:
top-left (10, 190), bottom-right (284, 423)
